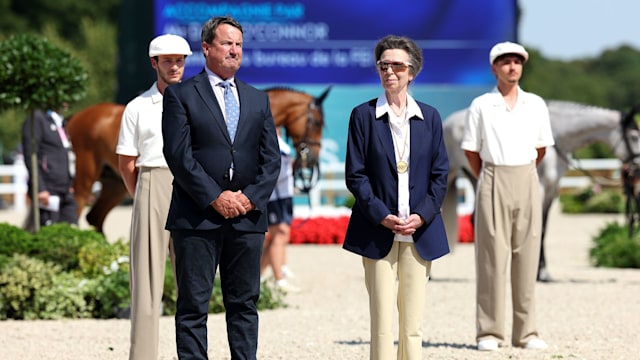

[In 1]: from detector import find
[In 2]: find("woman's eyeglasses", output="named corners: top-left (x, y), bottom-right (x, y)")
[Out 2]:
top-left (376, 60), bottom-right (412, 72)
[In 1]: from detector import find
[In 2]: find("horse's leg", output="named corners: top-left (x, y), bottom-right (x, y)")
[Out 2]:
top-left (443, 174), bottom-right (459, 251)
top-left (86, 165), bottom-right (128, 234)
top-left (73, 150), bottom-right (101, 220)
top-left (537, 202), bottom-right (553, 282)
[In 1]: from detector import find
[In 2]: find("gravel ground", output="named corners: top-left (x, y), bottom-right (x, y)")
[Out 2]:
top-left (1, 203), bottom-right (639, 359)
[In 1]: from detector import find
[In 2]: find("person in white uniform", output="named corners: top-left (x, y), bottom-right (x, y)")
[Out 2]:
top-left (461, 41), bottom-right (554, 352)
top-left (260, 127), bottom-right (299, 292)
top-left (115, 34), bottom-right (192, 360)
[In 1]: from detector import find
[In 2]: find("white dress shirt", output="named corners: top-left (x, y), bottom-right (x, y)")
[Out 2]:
top-left (376, 94), bottom-right (424, 243)
top-left (461, 87), bottom-right (555, 166)
top-left (116, 82), bottom-right (168, 168)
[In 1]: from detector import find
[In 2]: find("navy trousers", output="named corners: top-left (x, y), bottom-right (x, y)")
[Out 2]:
top-left (172, 226), bottom-right (264, 360)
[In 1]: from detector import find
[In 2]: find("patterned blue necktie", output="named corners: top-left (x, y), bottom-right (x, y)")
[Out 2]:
top-left (219, 81), bottom-right (239, 141)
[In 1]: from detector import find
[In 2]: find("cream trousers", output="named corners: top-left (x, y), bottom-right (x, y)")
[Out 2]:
top-left (363, 241), bottom-right (432, 360)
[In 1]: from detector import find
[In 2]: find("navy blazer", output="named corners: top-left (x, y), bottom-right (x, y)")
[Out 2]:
top-left (343, 99), bottom-right (450, 261)
top-left (21, 110), bottom-right (74, 195)
top-left (162, 71), bottom-right (281, 232)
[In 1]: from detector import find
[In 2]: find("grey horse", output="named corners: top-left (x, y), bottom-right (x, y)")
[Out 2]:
top-left (442, 100), bottom-right (640, 281)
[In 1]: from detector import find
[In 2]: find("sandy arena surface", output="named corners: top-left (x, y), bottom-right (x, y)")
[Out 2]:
top-left (0, 203), bottom-right (639, 359)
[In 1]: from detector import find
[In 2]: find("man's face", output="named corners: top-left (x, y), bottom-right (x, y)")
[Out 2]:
top-left (202, 23), bottom-right (243, 79)
top-left (491, 54), bottom-right (523, 84)
top-left (152, 54), bottom-right (186, 86)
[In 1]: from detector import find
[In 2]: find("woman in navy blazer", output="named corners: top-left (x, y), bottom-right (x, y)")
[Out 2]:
top-left (343, 35), bottom-right (449, 360)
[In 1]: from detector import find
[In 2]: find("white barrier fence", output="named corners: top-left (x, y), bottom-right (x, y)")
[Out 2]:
top-left (304, 159), bottom-right (623, 210)
top-left (558, 158), bottom-right (621, 188)
top-left (0, 158), bottom-right (623, 211)
top-left (0, 156), bottom-right (28, 211)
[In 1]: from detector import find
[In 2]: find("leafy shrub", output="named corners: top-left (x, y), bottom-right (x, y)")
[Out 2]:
top-left (207, 276), bottom-right (285, 313)
top-left (258, 281), bottom-right (287, 311)
top-left (162, 260), bottom-right (177, 316)
top-left (590, 222), bottom-right (640, 268)
top-left (78, 238), bottom-right (129, 277)
top-left (0, 222), bottom-right (36, 256)
top-left (0, 254), bottom-right (56, 319)
top-left (0, 223), bottom-right (128, 320)
top-left (560, 187), bottom-right (624, 214)
top-left (585, 190), bottom-right (624, 213)
top-left (0, 34), bottom-right (88, 112)
top-left (0, 254), bottom-right (88, 319)
top-left (82, 269), bottom-right (131, 319)
top-left (0, 222), bottom-right (285, 319)
top-left (30, 223), bottom-right (108, 271)
top-left (36, 271), bottom-right (91, 319)
top-left (209, 276), bottom-right (225, 314)
top-left (161, 265), bottom-right (286, 316)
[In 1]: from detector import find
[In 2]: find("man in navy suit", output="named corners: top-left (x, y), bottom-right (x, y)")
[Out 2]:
top-left (161, 16), bottom-right (280, 360)
top-left (21, 108), bottom-right (78, 228)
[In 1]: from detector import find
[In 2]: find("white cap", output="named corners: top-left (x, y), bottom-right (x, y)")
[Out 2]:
top-left (489, 41), bottom-right (528, 64)
top-left (149, 34), bottom-right (192, 57)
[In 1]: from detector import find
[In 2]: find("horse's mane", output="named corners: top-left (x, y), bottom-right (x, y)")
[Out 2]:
top-left (263, 86), bottom-right (309, 95)
top-left (546, 100), bottom-right (618, 115)
top-left (64, 112), bottom-right (77, 125)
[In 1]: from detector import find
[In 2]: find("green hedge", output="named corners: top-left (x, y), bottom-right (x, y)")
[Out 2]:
top-left (0, 222), bottom-right (285, 319)
top-left (590, 222), bottom-right (640, 268)
top-left (560, 187), bottom-right (624, 214)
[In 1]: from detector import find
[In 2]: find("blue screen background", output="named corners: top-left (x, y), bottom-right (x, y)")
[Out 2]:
top-left (153, 0), bottom-right (516, 178)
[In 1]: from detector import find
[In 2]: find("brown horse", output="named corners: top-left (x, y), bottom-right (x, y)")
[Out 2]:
top-left (66, 86), bottom-right (331, 233)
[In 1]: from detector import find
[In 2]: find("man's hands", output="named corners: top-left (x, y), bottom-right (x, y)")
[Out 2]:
top-left (37, 191), bottom-right (51, 207)
top-left (212, 190), bottom-right (254, 219)
top-left (380, 213), bottom-right (424, 236)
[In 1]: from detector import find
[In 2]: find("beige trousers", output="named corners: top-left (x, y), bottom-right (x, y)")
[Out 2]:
top-left (129, 167), bottom-right (176, 360)
top-left (363, 241), bottom-right (432, 360)
top-left (474, 162), bottom-right (541, 347)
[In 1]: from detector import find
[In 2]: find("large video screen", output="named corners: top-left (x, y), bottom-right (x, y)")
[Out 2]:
top-left (154, 0), bottom-right (517, 85)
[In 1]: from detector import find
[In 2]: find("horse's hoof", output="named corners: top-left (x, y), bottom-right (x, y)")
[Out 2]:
top-left (537, 268), bottom-right (553, 282)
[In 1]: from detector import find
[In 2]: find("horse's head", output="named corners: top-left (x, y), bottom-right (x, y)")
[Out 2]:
top-left (619, 105), bottom-right (640, 165)
top-left (267, 86), bottom-right (331, 192)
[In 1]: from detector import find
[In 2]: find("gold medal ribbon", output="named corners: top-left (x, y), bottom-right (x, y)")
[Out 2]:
top-left (389, 107), bottom-right (409, 174)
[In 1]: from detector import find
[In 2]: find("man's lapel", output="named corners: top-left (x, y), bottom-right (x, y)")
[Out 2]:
top-left (193, 72), bottom-right (231, 143)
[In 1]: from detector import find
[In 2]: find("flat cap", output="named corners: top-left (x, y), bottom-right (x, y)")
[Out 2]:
top-left (149, 34), bottom-right (192, 57)
top-left (489, 41), bottom-right (528, 64)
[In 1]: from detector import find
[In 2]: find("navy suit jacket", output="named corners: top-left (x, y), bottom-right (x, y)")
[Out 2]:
top-left (21, 110), bottom-right (74, 195)
top-left (161, 71), bottom-right (280, 232)
top-left (343, 99), bottom-right (450, 261)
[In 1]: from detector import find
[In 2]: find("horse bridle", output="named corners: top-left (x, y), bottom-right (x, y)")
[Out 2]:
top-left (556, 108), bottom-right (640, 181)
top-left (619, 105), bottom-right (640, 235)
top-left (552, 107), bottom-right (640, 234)
top-left (291, 100), bottom-right (323, 193)
top-left (620, 106), bottom-right (640, 163)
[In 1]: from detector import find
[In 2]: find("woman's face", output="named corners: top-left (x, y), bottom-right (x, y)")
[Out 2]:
top-left (377, 49), bottom-right (414, 93)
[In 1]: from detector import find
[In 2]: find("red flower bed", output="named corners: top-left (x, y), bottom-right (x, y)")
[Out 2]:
top-left (458, 214), bottom-right (474, 243)
top-left (288, 215), bottom-right (474, 245)
top-left (290, 216), bottom-right (349, 245)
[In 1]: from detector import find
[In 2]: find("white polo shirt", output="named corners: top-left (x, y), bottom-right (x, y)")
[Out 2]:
top-left (269, 135), bottom-right (295, 201)
top-left (461, 87), bottom-right (554, 166)
top-left (116, 82), bottom-right (168, 168)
